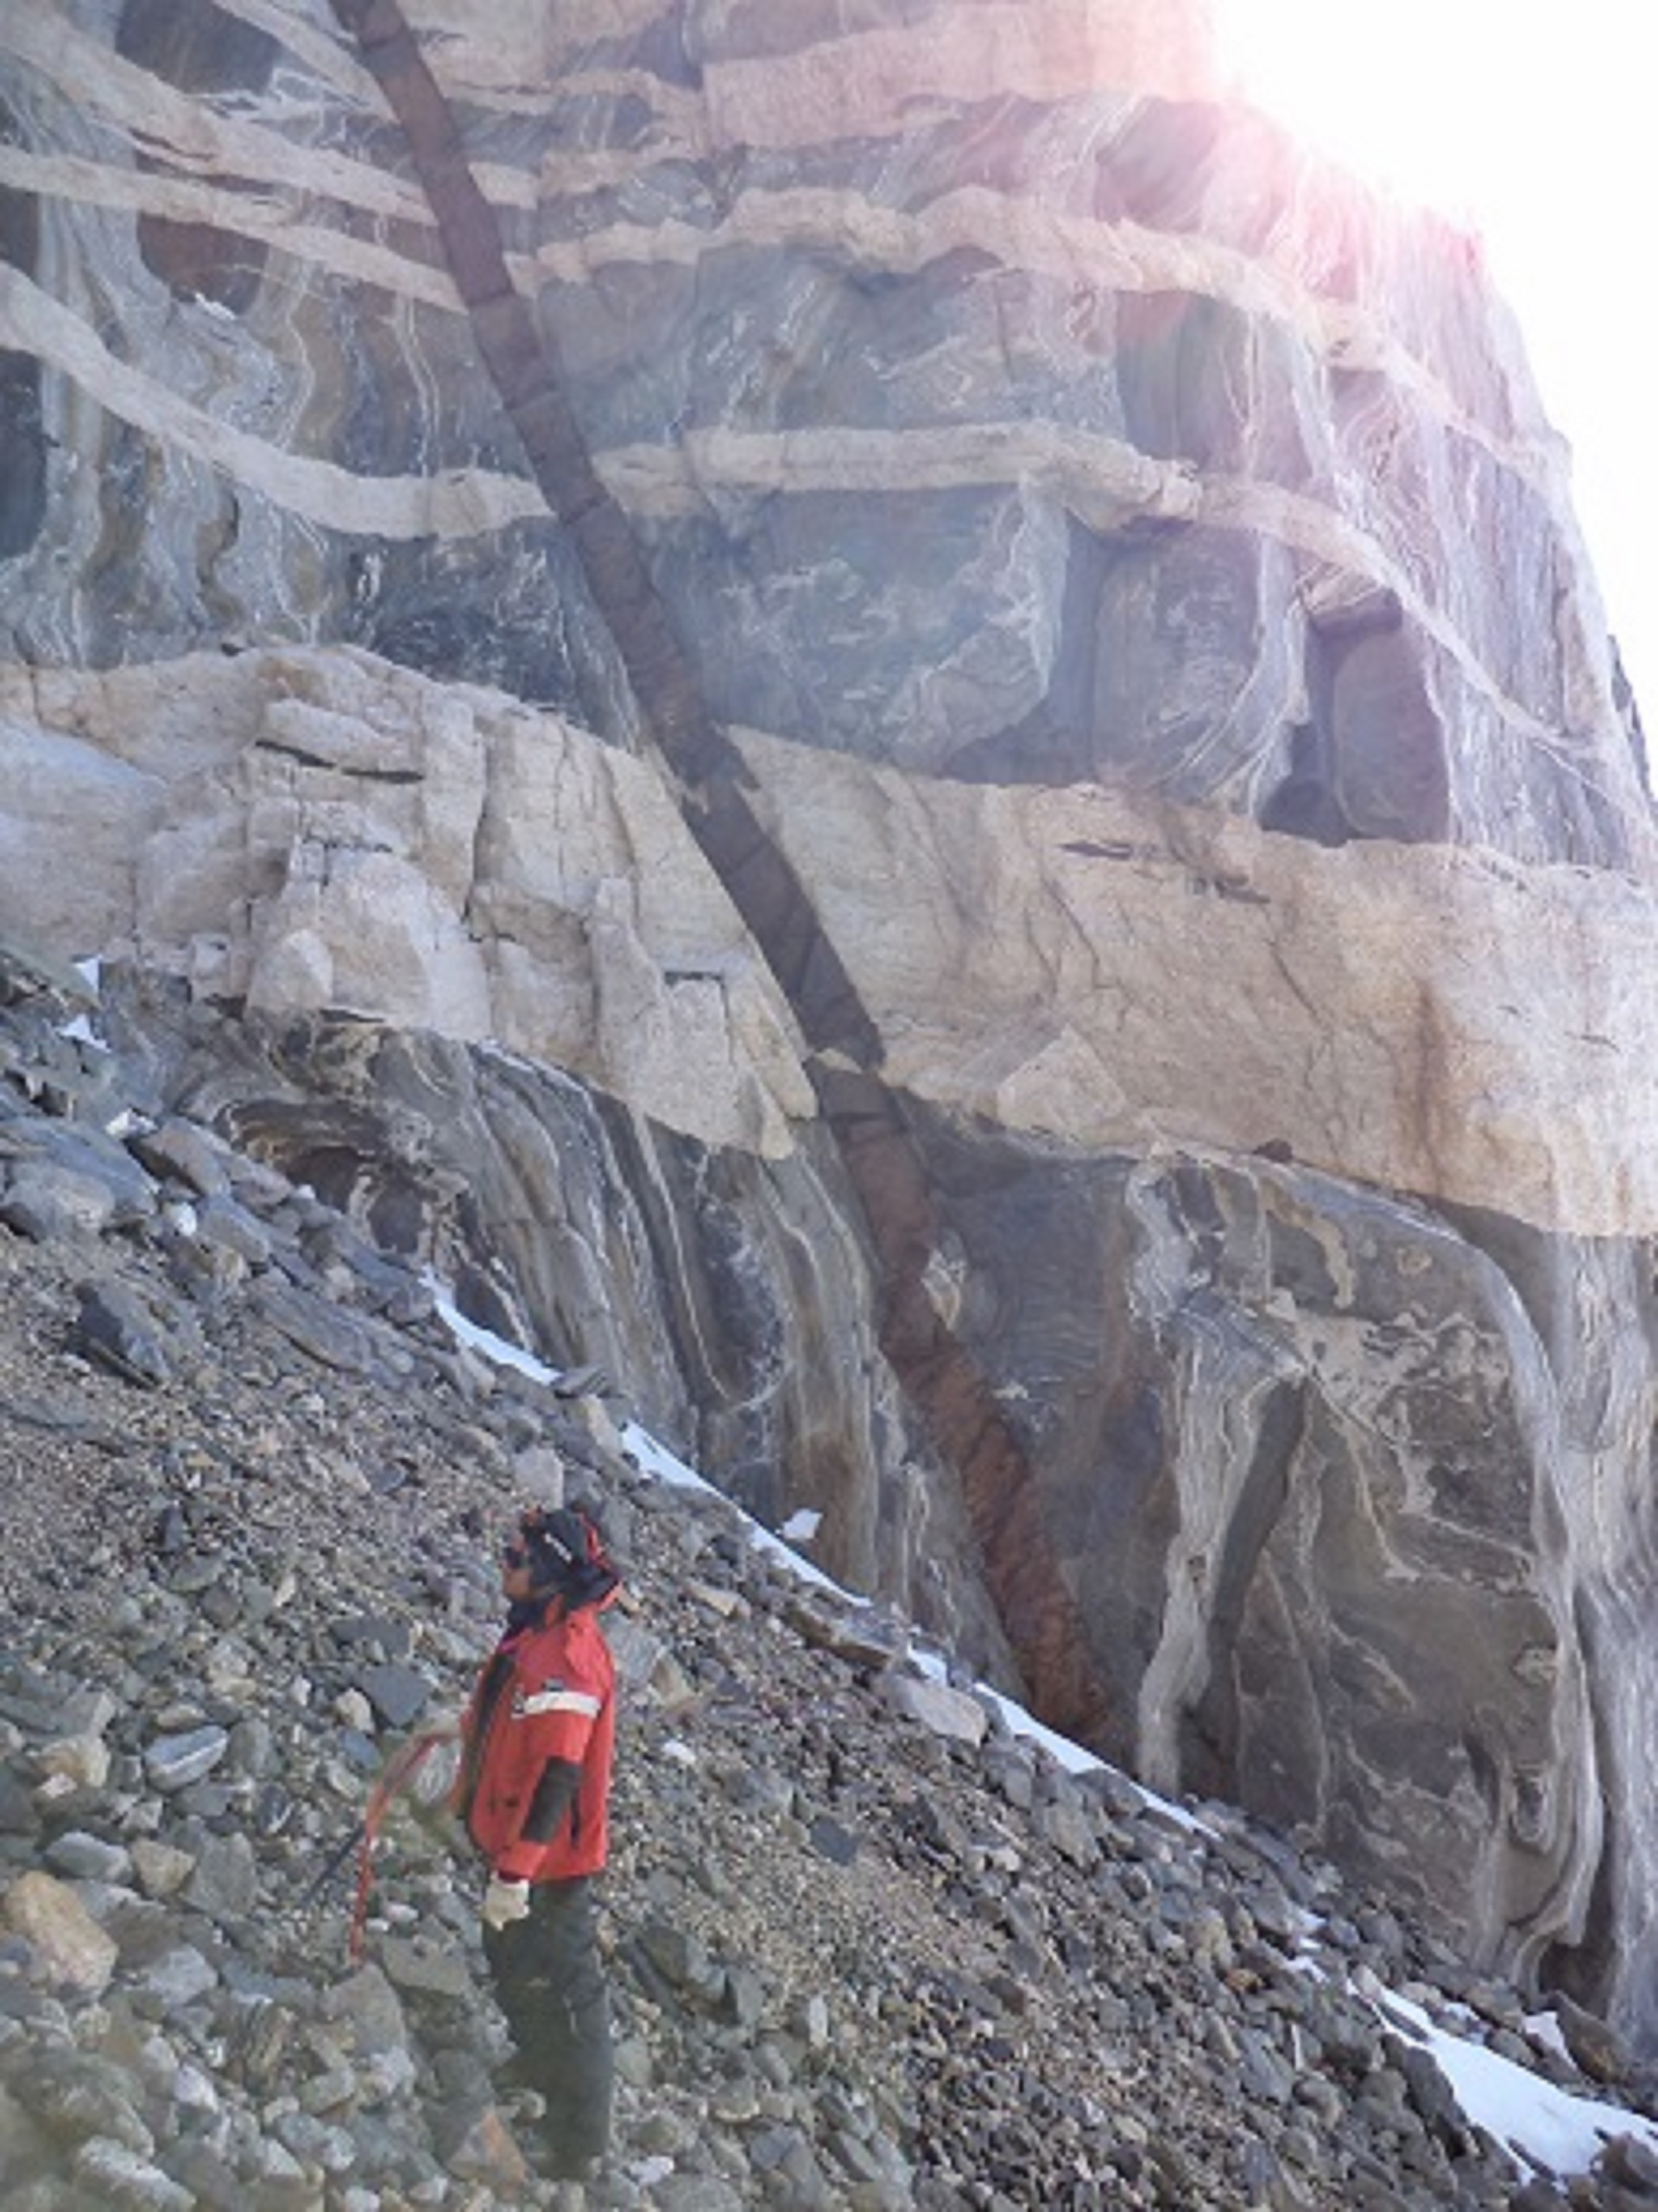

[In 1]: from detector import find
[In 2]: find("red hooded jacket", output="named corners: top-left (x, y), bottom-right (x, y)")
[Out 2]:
top-left (456, 1598), bottom-right (616, 1883)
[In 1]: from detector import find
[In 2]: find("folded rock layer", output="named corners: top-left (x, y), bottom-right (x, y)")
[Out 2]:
top-left (3, 0), bottom-right (1657, 2044)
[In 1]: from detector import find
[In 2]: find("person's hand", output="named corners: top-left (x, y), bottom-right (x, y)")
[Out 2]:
top-left (481, 1874), bottom-right (531, 1930)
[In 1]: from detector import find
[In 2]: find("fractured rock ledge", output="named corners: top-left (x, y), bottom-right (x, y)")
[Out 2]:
top-left (4, 644), bottom-right (1652, 1238)
top-left (0, 647), bottom-right (812, 1161)
top-left (738, 726), bottom-right (1658, 1239)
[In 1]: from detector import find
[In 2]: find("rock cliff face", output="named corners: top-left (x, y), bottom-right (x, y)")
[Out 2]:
top-left (4, 0), bottom-right (1658, 2045)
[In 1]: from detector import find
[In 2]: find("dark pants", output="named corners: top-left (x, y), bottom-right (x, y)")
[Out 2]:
top-left (484, 1876), bottom-right (613, 2176)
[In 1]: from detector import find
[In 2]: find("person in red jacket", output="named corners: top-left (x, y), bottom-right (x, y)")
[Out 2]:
top-left (455, 1500), bottom-right (621, 2182)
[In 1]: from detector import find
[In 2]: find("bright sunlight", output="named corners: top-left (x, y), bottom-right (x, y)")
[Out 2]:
top-left (1212, 0), bottom-right (1658, 710)
top-left (1215, 0), bottom-right (1509, 220)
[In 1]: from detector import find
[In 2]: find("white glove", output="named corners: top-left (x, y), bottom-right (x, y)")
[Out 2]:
top-left (481, 1874), bottom-right (532, 1931)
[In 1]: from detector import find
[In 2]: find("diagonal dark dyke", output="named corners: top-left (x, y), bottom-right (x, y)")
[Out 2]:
top-left (327, 0), bottom-right (1113, 1746)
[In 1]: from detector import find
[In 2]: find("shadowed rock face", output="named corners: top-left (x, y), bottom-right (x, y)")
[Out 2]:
top-left (4, 0), bottom-right (1658, 2045)
top-left (0, 90), bottom-right (44, 561)
top-left (116, 0), bottom-right (279, 314)
top-left (899, 1116), bottom-right (1611, 1961)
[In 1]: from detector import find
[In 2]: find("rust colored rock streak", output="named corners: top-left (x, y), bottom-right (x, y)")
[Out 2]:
top-left (327, 0), bottom-right (1111, 1744)
top-left (823, 1060), bottom-right (1113, 1747)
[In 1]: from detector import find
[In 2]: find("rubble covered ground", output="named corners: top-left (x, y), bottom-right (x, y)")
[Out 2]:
top-left (0, 948), bottom-right (1655, 2212)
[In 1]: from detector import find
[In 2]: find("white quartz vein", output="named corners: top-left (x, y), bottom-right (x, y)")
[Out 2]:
top-left (0, 263), bottom-right (546, 541)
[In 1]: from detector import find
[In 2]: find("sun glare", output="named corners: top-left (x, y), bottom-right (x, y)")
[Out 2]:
top-left (1213, 0), bottom-right (1514, 223)
top-left (1210, 0), bottom-right (1658, 726)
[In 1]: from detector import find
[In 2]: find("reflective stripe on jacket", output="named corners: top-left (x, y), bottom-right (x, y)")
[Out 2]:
top-left (456, 1600), bottom-right (616, 1881)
